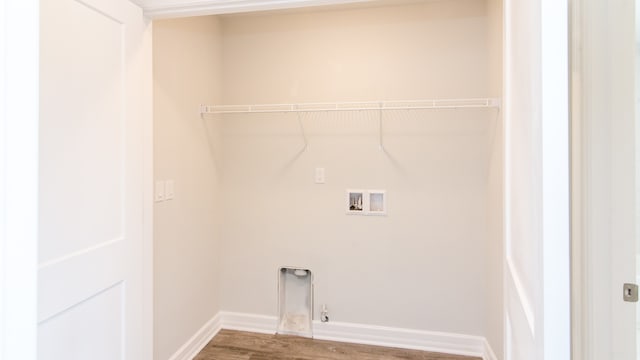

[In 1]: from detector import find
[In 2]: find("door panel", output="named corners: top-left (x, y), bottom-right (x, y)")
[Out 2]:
top-left (39, 283), bottom-right (124, 360)
top-left (38, 0), bottom-right (149, 358)
top-left (38, 241), bottom-right (127, 321)
top-left (39, 0), bottom-right (125, 263)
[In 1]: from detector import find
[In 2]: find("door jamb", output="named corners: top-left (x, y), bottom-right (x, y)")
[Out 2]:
top-left (0, 1), bottom-right (40, 359)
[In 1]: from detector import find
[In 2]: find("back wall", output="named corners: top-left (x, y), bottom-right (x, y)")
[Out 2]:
top-left (217, 0), bottom-right (497, 337)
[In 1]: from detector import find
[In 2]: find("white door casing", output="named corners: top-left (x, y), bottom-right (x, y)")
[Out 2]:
top-left (571, 0), bottom-right (637, 359)
top-left (38, 0), bottom-right (152, 359)
top-left (607, 1), bottom-right (636, 357)
top-left (0, 1), bottom-right (39, 359)
top-left (503, 0), bottom-right (570, 359)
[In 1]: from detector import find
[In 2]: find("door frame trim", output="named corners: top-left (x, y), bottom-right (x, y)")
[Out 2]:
top-left (0, 1), bottom-right (40, 359)
top-left (141, 18), bottom-right (154, 360)
top-left (570, 0), bottom-right (637, 358)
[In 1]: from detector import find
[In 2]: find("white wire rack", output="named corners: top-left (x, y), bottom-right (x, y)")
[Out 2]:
top-left (199, 98), bottom-right (501, 114)
top-left (200, 98), bottom-right (501, 151)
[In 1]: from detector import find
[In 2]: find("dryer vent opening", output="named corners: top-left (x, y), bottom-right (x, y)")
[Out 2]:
top-left (278, 267), bottom-right (313, 338)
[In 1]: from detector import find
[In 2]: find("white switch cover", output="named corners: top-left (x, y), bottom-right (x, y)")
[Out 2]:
top-left (154, 181), bottom-right (165, 202)
top-left (165, 180), bottom-right (175, 200)
top-left (315, 168), bottom-right (325, 184)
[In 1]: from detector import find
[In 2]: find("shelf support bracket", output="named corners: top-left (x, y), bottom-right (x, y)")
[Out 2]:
top-left (378, 102), bottom-right (385, 152)
top-left (296, 106), bottom-right (308, 151)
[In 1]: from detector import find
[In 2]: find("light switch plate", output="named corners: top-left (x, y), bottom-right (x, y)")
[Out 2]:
top-left (154, 181), bottom-right (165, 202)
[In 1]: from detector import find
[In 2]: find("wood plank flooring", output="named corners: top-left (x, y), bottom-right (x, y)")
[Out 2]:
top-left (194, 330), bottom-right (482, 360)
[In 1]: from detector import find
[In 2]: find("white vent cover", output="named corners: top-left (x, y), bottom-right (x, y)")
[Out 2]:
top-left (277, 267), bottom-right (313, 337)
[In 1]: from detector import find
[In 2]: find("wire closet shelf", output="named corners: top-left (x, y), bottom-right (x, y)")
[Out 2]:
top-left (199, 98), bottom-right (501, 115)
top-left (199, 98), bottom-right (501, 151)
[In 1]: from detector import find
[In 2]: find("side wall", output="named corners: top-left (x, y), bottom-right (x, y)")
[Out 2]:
top-left (153, 17), bottom-right (223, 360)
top-left (218, 0), bottom-right (495, 338)
top-left (486, 0), bottom-right (504, 358)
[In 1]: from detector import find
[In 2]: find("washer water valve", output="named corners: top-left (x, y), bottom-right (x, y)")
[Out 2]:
top-left (320, 304), bottom-right (329, 323)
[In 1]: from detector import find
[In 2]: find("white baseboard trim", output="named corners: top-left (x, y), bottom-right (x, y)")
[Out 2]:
top-left (221, 311), bottom-right (278, 334)
top-left (217, 311), bottom-right (498, 360)
top-left (168, 311), bottom-right (498, 360)
top-left (167, 313), bottom-right (222, 360)
top-left (312, 319), bottom-right (485, 359)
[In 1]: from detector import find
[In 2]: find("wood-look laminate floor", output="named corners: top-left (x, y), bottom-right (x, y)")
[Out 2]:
top-left (194, 330), bottom-right (481, 360)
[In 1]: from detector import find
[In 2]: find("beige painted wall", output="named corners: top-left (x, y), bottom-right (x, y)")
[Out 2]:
top-left (153, 16), bottom-right (223, 360)
top-left (218, 0), bottom-right (497, 336)
top-left (152, 1), bottom-right (504, 357)
top-left (220, 1), bottom-right (490, 104)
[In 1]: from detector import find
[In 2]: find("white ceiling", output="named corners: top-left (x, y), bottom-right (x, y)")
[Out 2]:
top-left (130, 0), bottom-right (436, 19)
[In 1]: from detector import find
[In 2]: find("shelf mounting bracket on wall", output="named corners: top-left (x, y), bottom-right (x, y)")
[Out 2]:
top-left (378, 102), bottom-right (385, 152)
top-left (295, 105), bottom-right (308, 151)
top-left (200, 98), bottom-right (501, 151)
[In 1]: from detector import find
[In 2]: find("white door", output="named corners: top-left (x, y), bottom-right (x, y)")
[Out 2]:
top-left (570, 0), bottom-right (639, 359)
top-left (0, 1), bottom-right (39, 359)
top-left (38, 0), bottom-right (152, 359)
top-left (503, 0), bottom-right (570, 359)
